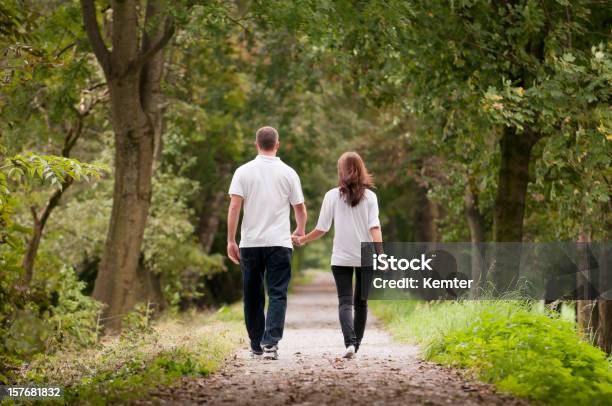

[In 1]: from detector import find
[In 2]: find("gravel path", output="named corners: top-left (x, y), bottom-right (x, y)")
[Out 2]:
top-left (150, 272), bottom-right (528, 405)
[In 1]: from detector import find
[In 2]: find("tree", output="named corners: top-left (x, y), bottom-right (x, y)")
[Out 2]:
top-left (80, 0), bottom-right (175, 331)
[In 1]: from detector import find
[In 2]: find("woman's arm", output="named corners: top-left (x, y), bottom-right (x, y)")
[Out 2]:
top-left (370, 226), bottom-right (383, 254)
top-left (369, 226), bottom-right (382, 242)
top-left (296, 229), bottom-right (326, 245)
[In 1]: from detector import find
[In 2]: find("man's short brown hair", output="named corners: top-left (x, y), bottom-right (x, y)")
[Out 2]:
top-left (256, 126), bottom-right (279, 151)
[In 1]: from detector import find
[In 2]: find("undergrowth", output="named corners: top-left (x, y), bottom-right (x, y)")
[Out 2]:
top-left (9, 305), bottom-right (244, 405)
top-left (371, 300), bottom-right (612, 405)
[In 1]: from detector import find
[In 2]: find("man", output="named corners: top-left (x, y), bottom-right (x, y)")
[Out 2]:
top-left (227, 126), bottom-right (307, 360)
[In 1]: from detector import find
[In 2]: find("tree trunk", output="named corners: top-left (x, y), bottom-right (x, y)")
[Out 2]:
top-left (597, 299), bottom-right (612, 354)
top-left (464, 180), bottom-right (486, 292)
top-left (197, 189), bottom-right (226, 253)
top-left (133, 257), bottom-right (167, 313)
top-left (577, 300), bottom-right (599, 341)
top-left (596, 232), bottom-right (611, 354)
top-left (492, 127), bottom-right (537, 242)
top-left (92, 77), bottom-right (155, 331)
top-left (576, 228), bottom-right (600, 343)
top-left (141, 0), bottom-right (169, 168)
top-left (134, 0), bottom-right (171, 312)
top-left (196, 163), bottom-right (232, 253)
top-left (464, 181), bottom-right (485, 243)
top-left (81, 0), bottom-right (174, 332)
top-left (489, 127), bottom-right (538, 291)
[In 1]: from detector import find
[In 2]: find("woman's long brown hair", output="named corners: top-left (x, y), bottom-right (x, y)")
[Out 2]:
top-left (337, 152), bottom-right (374, 207)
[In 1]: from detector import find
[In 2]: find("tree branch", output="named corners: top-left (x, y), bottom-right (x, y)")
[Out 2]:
top-left (21, 110), bottom-right (87, 285)
top-left (80, 0), bottom-right (111, 76)
top-left (226, 15), bottom-right (252, 36)
top-left (30, 206), bottom-right (39, 224)
top-left (126, 17), bottom-right (175, 76)
top-left (56, 42), bottom-right (76, 58)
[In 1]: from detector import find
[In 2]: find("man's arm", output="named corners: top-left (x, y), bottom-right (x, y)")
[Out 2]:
top-left (292, 203), bottom-right (307, 238)
top-left (227, 195), bottom-right (243, 264)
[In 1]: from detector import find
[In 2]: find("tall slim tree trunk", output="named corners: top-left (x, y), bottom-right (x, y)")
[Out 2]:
top-left (81, 0), bottom-right (174, 331)
top-left (596, 234), bottom-right (611, 353)
top-left (489, 127), bottom-right (538, 290)
top-left (464, 181), bottom-right (485, 244)
top-left (464, 180), bottom-right (486, 291)
top-left (576, 228), bottom-right (599, 343)
top-left (197, 190), bottom-right (226, 253)
top-left (196, 164), bottom-right (231, 253)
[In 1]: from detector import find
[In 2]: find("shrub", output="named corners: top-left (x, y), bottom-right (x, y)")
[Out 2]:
top-left (372, 300), bottom-right (612, 405)
top-left (428, 309), bottom-right (612, 405)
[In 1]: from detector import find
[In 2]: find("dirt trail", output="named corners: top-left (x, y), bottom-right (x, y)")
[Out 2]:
top-left (150, 272), bottom-right (528, 405)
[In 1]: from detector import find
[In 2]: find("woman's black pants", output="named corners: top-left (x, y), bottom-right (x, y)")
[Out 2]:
top-left (331, 266), bottom-right (371, 349)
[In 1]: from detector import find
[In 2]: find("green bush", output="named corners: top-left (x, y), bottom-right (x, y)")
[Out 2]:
top-left (0, 266), bottom-right (101, 384)
top-left (428, 309), bottom-right (612, 405)
top-left (372, 300), bottom-right (612, 405)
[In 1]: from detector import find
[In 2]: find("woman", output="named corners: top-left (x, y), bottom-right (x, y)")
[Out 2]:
top-left (294, 152), bottom-right (382, 358)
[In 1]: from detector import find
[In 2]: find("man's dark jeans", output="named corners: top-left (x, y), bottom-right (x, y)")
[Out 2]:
top-left (331, 266), bottom-right (372, 349)
top-left (240, 246), bottom-right (292, 352)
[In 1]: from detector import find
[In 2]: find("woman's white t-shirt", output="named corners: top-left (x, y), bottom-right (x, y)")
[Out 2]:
top-left (315, 187), bottom-right (380, 267)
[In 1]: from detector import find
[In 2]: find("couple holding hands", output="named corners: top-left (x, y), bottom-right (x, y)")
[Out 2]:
top-left (226, 126), bottom-right (382, 360)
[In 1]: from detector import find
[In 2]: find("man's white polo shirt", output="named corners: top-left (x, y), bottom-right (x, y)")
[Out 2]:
top-left (228, 155), bottom-right (304, 248)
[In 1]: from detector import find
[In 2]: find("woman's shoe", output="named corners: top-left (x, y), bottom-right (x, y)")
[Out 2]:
top-left (343, 345), bottom-right (355, 358)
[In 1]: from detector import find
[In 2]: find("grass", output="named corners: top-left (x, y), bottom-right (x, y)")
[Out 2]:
top-left (371, 300), bottom-right (612, 405)
top-left (12, 305), bottom-right (244, 405)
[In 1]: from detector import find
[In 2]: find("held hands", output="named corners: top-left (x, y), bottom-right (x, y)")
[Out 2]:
top-left (291, 230), bottom-right (306, 247)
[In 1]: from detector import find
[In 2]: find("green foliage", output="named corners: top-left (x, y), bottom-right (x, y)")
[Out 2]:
top-left (1, 0), bottom-right (611, 399)
top-left (431, 310), bottom-right (612, 405)
top-left (2, 153), bottom-right (107, 192)
top-left (0, 146), bottom-right (107, 383)
top-left (19, 309), bottom-right (244, 404)
top-left (43, 169), bottom-right (227, 308)
top-left (0, 152), bottom-right (108, 232)
top-left (0, 267), bottom-right (101, 383)
top-left (144, 173), bottom-right (226, 306)
top-left (372, 300), bottom-right (612, 405)
top-left (45, 267), bottom-right (102, 348)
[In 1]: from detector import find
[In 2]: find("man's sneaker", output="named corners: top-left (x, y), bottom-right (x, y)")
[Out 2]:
top-left (343, 345), bottom-right (356, 359)
top-left (262, 344), bottom-right (278, 360)
top-left (250, 350), bottom-right (263, 359)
